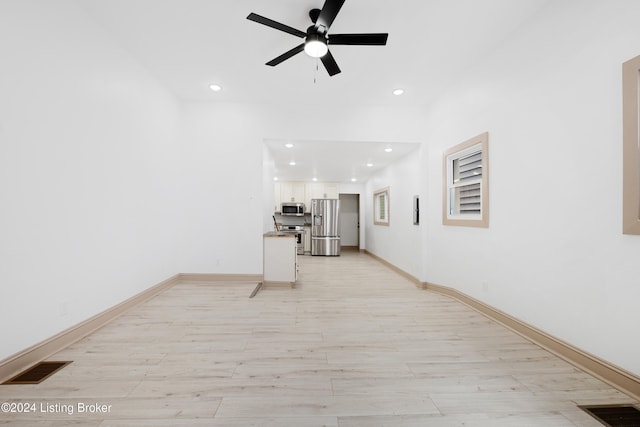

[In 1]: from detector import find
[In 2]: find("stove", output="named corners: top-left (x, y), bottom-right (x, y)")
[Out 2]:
top-left (280, 225), bottom-right (305, 255)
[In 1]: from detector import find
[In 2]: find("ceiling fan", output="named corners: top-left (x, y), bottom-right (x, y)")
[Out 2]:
top-left (247, 0), bottom-right (388, 76)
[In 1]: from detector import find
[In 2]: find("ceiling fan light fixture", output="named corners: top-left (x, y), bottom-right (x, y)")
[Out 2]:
top-left (304, 34), bottom-right (328, 58)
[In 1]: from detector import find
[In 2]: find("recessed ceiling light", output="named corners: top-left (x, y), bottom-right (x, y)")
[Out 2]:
top-left (312, 177), bottom-right (318, 182)
top-left (209, 84), bottom-right (222, 92)
top-left (273, 177), bottom-right (279, 181)
top-left (392, 88), bottom-right (404, 96)
top-left (366, 163), bottom-right (374, 167)
top-left (285, 143), bottom-right (294, 148)
top-left (351, 178), bottom-right (357, 182)
top-left (384, 147), bottom-right (393, 153)
top-left (289, 161), bottom-right (296, 166)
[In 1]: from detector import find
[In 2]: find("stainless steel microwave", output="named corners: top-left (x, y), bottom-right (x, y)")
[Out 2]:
top-left (281, 202), bottom-right (305, 216)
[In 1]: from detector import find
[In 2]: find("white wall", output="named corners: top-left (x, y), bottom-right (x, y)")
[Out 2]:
top-left (420, 0), bottom-right (640, 375)
top-left (175, 101), bottom-right (427, 271)
top-left (361, 0), bottom-right (640, 378)
top-left (174, 100), bottom-right (431, 278)
top-left (365, 149), bottom-right (424, 278)
top-left (0, 1), bottom-right (183, 359)
top-left (262, 145), bottom-right (278, 233)
top-left (174, 102), bottom-right (265, 274)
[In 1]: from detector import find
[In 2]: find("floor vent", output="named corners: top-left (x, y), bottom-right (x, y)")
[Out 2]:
top-left (3, 361), bottom-right (72, 385)
top-left (580, 405), bottom-right (640, 427)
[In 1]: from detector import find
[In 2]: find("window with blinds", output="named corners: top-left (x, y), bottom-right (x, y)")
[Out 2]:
top-left (451, 150), bottom-right (482, 215)
top-left (443, 133), bottom-right (489, 227)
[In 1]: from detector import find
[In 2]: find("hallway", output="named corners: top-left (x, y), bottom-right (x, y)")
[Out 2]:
top-left (0, 252), bottom-right (636, 426)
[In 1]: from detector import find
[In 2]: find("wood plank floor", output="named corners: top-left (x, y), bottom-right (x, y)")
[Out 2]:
top-left (0, 251), bottom-right (637, 426)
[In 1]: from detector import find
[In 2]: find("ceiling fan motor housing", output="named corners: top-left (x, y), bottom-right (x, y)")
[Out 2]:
top-left (306, 25), bottom-right (327, 38)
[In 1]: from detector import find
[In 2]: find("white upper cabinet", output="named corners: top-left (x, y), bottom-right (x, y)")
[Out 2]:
top-left (304, 183), bottom-right (323, 208)
top-left (275, 181), bottom-right (339, 212)
top-left (286, 182), bottom-right (306, 203)
top-left (323, 183), bottom-right (338, 199)
top-left (304, 183), bottom-right (338, 210)
top-left (277, 182), bottom-right (306, 205)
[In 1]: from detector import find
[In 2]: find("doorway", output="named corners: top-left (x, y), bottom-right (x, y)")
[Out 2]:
top-left (339, 193), bottom-right (359, 250)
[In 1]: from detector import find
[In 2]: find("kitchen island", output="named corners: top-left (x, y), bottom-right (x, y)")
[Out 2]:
top-left (263, 232), bottom-right (297, 286)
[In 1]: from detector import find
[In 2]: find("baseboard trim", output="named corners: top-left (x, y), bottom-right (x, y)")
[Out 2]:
top-left (363, 250), bottom-right (640, 401)
top-left (178, 273), bottom-right (263, 283)
top-left (0, 273), bottom-right (263, 384)
top-left (363, 250), bottom-right (423, 287)
top-left (424, 281), bottom-right (640, 401)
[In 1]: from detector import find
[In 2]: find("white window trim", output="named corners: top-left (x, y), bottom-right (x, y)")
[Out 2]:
top-left (442, 132), bottom-right (489, 228)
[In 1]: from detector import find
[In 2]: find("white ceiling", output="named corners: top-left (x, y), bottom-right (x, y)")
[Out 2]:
top-left (78, 0), bottom-right (550, 182)
top-left (265, 139), bottom-right (421, 182)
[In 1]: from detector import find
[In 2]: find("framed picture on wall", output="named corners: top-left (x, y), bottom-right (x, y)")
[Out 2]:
top-left (374, 187), bottom-right (390, 226)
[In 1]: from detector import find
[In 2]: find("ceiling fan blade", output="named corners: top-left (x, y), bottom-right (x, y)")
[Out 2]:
top-left (316, 0), bottom-right (345, 30)
top-left (247, 13), bottom-right (306, 38)
top-left (329, 33), bottom-right (389, 45)
top-left (266, 44), bottom-right (306, 66)
top-left (321, 50), bottom-right (341, 76)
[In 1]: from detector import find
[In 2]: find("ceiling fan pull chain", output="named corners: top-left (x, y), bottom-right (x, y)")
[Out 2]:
top-left (314, 58), bottom-right (319, 84)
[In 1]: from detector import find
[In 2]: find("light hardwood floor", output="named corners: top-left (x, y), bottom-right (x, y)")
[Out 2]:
top-left (0, 252), bottom-right (637, 426)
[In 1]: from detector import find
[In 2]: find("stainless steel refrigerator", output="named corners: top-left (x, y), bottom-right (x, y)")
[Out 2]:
top-left (311, 199), bottom-right (340, 256)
